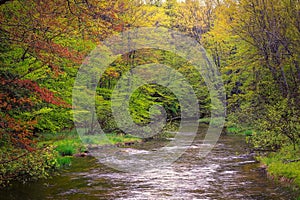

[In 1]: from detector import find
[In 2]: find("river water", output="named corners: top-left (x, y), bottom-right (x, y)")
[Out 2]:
top-left (1, 125), bottom-right (298, 199)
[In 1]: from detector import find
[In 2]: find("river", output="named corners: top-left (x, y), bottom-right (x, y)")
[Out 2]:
top-left (1, 125), bottom-right (298, 199)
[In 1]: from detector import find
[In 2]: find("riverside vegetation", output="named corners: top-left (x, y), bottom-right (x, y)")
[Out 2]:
top-left (0, 0), bottom-right (299, 194)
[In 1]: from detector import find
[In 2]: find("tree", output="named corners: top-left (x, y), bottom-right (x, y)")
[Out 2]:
top-left (203, 0), bottom-right (300, 149)
top-left (0, 0), bottom-right (130, 185)
top-left (230, 0), bottom-right (300, 100)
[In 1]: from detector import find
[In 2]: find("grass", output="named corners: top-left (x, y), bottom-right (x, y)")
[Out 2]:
top-left (56, 156), bottom-right (72, 167)
top-left (80, 133), bottom-right (142, 146)
top-left (54, 141), bottom-right (77, 156)
top-left (258, 145), bottom-right (300, 190)
top-left (226, 125), bottom-right (253, 136)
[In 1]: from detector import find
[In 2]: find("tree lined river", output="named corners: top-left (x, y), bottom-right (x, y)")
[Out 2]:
top-left (1, 125), bottom-right (298, 200)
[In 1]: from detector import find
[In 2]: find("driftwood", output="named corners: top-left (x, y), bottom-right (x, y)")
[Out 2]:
top-left (283, 158), bottom-right (300, 164)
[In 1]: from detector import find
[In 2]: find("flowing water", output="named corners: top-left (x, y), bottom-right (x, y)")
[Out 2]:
top-left (1, 125), bottom-right (298, 200)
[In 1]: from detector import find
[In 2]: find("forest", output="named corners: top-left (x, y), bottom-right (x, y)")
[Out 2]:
top-left (0, 0), bottom-right (299, 198)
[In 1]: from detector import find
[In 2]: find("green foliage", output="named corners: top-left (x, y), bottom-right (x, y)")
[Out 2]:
top-left (94, 49), bottom-right (211, 134)
top-left (0, 146), bottom-right (59, 187)
top-left (258, 145), bottom-right (300, 188)
top-left (198, 117), bottom-right (225, 128)
top-left (40, 131), bottom-right (84, 156)
top-left (249, 99), bottom-right (300, 150)
top-left (81, 133), bottom-right (141, 146)
top-left (0, 0), bottom-right (299, 189)
top-left (128, 84), bottom-right (180, 124)
top-left (54, 141), bottom-right (77, 156)
top-left (226, 126), bottom-right (253, 136)
top-left (96, 99), bottom-right (118, 132)
top-left (56, 156), bottom-right (72, 167)
top-left (38, 129), bottom-right (78, 142)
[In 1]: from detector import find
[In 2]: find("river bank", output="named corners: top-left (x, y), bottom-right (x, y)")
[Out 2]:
top-left (257, 145), bottom-right (300, 192)
top-left (0, 130), bottom-right (142, 187)
top-left (1, 127), bottom-right (298, 200)
top-left (38, 129), bottom-right (142, 166)
top-left (225, 125), bottom-right (300, 195)
top-left (2, 123), bottom-right (299, 199)
top-left (53, 125), bottom-right (300, 195)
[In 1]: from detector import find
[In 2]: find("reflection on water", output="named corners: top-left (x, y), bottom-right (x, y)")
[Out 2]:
top-left (1, 126), bottom-right (298, 200)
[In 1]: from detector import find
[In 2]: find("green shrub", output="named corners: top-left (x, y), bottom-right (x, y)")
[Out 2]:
top-left (250, 99), bottom-right (299, 150)
top-left (0, 145), bottom-right (59, 187)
